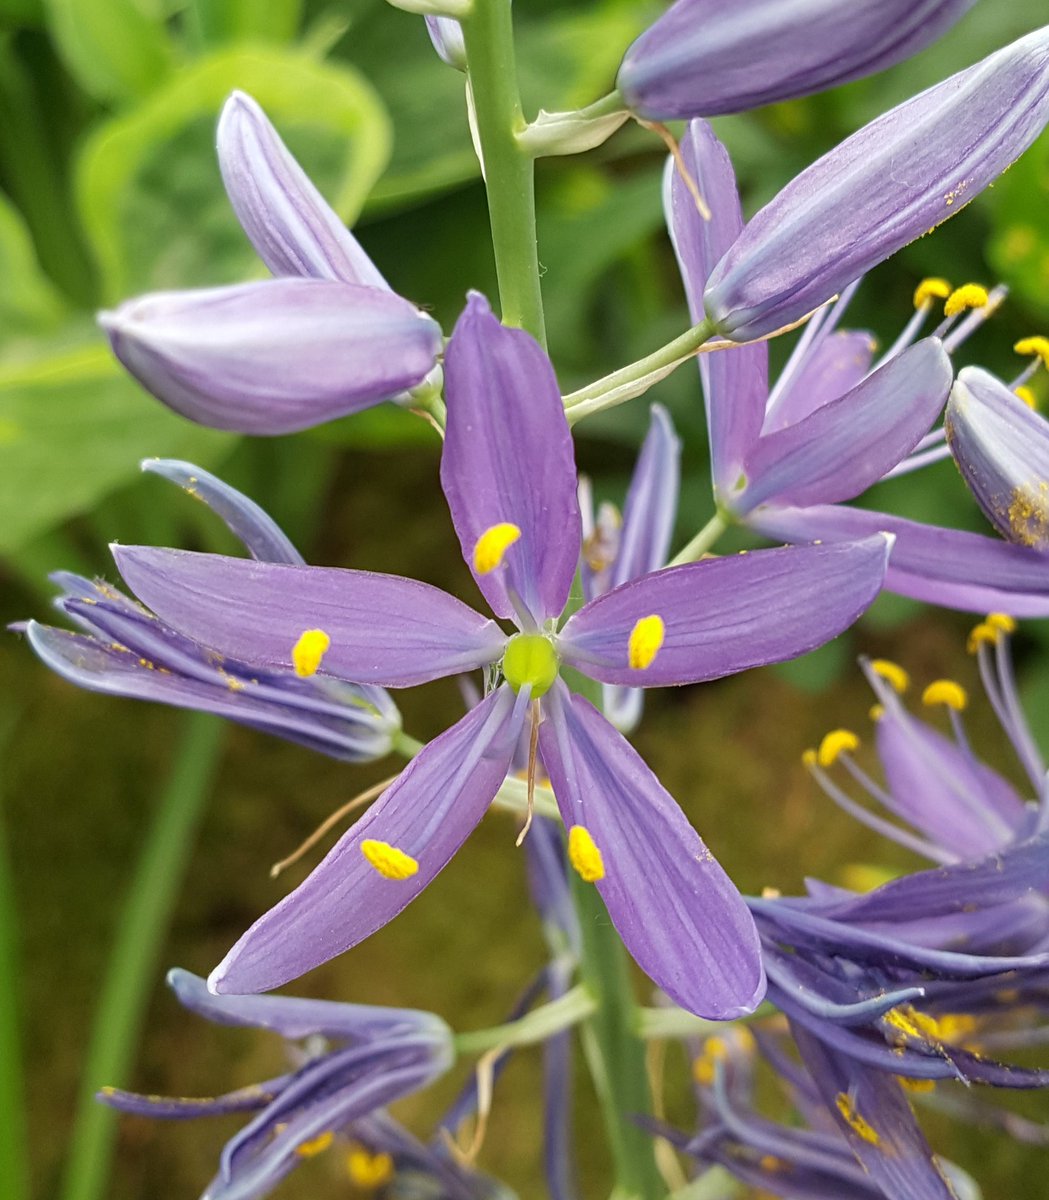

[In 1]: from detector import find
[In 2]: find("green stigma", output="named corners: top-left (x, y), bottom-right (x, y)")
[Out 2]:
top-left (502, 634), bottom-right (559, 698)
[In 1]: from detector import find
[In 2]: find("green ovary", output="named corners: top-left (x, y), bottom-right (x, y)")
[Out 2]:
top-left (502, 633), bottom-right (559, 698)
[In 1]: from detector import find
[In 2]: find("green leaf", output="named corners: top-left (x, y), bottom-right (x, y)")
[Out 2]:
top-left (185, 0), bottom-right (303, 47)
top-left (0, 339), bottom-right (233, 557)
top-left (75, 46), bottom-right (392, 302)
top-left (0, 190), bottom-right (68, 339)
top-left (42, 0), bottom-right (175, 103)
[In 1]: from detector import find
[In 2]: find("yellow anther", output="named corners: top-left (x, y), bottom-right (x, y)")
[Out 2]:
top-left (567, 825), bottom-right (605, 883)
top-left (922, 680), bottom-right (968, 711)
top-left (943, 283), bottom-right (989, 317)
top-left (967, 622), bottom-right (1000, 654)
top-left (296, 1130), bottom-right (334, 1158)
top-left (870, 659), bottom-right (909, 694)
top-left (759, 1154), bottom-right (786, 1172)
top-left (817, 729), bottom-right (859, 768)
top-left (347, 1147), bottom-right (395, 1189)
top-left (913, 277), bottom-right (952, 308)
top-left (839, 863), bottom-right (898, 893)
top-left (869, 704), bottom-right (885, 723)
top-left (1015, 335), bottom-right (1049, 369)
top-left (627, 614), bottom-right (665, 670)
top-left (801, 748), bottom-right (817, 768)
top-left (987, 612), bottom-right (1017, 634)
top-left (898, 1076), bottom-right (936, 1095)
top-left (1015, 385), bottom-right (1038, 409)
top-left (473, 522), bottom-right (521, 574)
top-left (692, 1036), bottom-right (729, 1086)
top-left (360, 839), bottom-right (419, 880)
top-left (886, 1004), bottom-right (978, 1048)
top-left (835, 1093), bottom-right (881, 1146)
top-left (292, 628), bottom-right (330, 678)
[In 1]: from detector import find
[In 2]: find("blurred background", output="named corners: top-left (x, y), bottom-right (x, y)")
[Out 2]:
top-left (2, 0), bottom-right (1049, 1196)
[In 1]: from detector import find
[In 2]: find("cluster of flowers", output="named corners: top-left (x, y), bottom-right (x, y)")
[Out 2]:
top-left (20, 2), bottom-right (1049, 1197)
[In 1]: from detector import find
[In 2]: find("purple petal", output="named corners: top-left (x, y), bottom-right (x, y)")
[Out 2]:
top-left (425, 16), bottom-right (466, 70)
top-left (612, 404), bottom-right (680, 587)
top-left (738, 339), bottom-right (951, 512)
top-left (441, 293), bottom-right (581, 624)
top-left (947, 365), bottom-right (1049, 549)
top-left (705, 28), bottom-right (1049, 340)
top-left (559, 538), bottom-right (890, 687)
top-left (618, 0), bottom-right (979, 120)
top-left (539, 682), bottom-right (764, 1019)
top-left (98, 1081), bottom-right (283, 1120)
top-left (99, 279), bottom-right (442, 435)
top-left (141, 459), bottom-right (304, 565)
top-left (210, 687), bottom-right (523, 994)
top-left (217, 91), bottom-right (390, 288)
top-left (665, 122), bottom-right (767, 493)
top-left (749, 503), bottom-right (1049, 616)
top-left (112, 546), bottom-right (506, 687)
top-left (762, 330), bottom-right (877, 434)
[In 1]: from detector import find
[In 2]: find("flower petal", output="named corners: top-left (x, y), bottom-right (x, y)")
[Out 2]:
top-left (559, 537), bottom-right (890, 686)
top-left (618, 0), bottom-right (979, 120)
top-left (100, 279), bottom-right (442, 435)
top-left (705, 27), bottom-right (1049, 340)
top-left (612, 404), bottom-right (680, 588)
top-left (441, 293), bottom-right (581, 623)
top-left (762, 330), bottom-right (877, 434)
top-left (946, 365), bottom-right (1049, 548)
top-left (217, 91), bottom-right (390, 289)
top-left (738, 339), bottom-right (951, 512)
top-left (112, 546), bottom-right (506, 687)
top-left (749, 503), bottom-right (1049, 616)
top-left (538, 682), bottom-right (764, 1019)
top-left (665, 122), bottom-right (767, 493)
top-left (210, 688), bottom-right (523, 994)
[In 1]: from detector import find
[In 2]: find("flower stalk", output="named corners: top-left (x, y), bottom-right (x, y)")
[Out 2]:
top-left (453, 983), bottom-right (597, 1054)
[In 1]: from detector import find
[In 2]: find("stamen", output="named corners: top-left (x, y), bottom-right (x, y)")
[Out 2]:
top-left (943, 283), bottom-right (989, 317)
top-left (515, 699), bottom-right (542, 847)
top-left (913, 277), bottom-right (952, 308)
top-left (295, 1130), bottom-right (334, 1158)
top-left (1015, 385), bottom-right (1038, 409)
top-left (834, 1093), bottom-right (880, 1146)
top-left (899, 1077), bottom-right (936, 1094)
top-left (816, 728), bottom-right (859, 768)
top-left (987, 612), bottom-right (1017, 634)
top-left (869, 703), bottom-right (885, 722)
top-left (360, 839), bottom-right (419, 880)
top-left (473, 522), bottom-right (521, 574)
top-left (347, 1147), bottom-right (394, 1188)
top-left (967, 621), bottom-right (1000, 654)
top-left (922, 680), bottom-right (968, 711)
top-left (692, 1035), bottom-right (729, 1087)
top-left (1015, 336), bottom-right (1049, 370)
top-left (869, 659), bottom-right (909, 694)
top-left (292, 628), bottom-right (330, 677)
top-left (567, 824), bottom-right (605, 882)
top-left (628, 614), bottom-right (665, 670)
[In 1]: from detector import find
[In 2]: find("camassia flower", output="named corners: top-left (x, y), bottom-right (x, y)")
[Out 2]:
top-left (18, 459), bottom-right (400, 762)
top-left (99, 92), bottom-right (442, 435)
top-left (109, 292), bottom-right (893, 1019)
top-left (667, 119), bottom-right (1049, 616)
top-left (99, 969), bottom-right (454, 1200)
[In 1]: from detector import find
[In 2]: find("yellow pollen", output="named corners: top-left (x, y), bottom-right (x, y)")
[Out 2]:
top-left (967, 622), bottom-right (1000, 654)
top-left (943, 283), bottom-right (989, 317)
top-left (1015, 335), bottom-right (1049, 369)
top-left (987, 612), bottom-right (1017, 634)
top-left (922, 680), bottom-right (968, 711)
top-left (869, 703), bottom-right (885, 722)
top-left (913, 277), bottom-right (952, 308)
top-left (292, 628), bottom-right (330, 678)
top-left (567, 825), bottom-right (605, 883)
top-left (296, 1130), bottom-right (335, 1158)
top-left (801, 748), bottom-right (818, 768)
top-left (1015, 385), bottom-right (1038, 409)
top-left (886, 1004), bottom-right (979, 1048)
top-left (817, 728), bottom-right (859, 768)
top-left (360, 839), bottom-right (419, 880)
top-left (899, 1076), bottom-right (937, 1094)
top-left (1006, 483), bottom-right (1049, 548)
top-left (628, 614), bottom-right (665, 670)
top-left (759, 1154), bottom-right (785, 1172)
top-left (834, 1093), bottom-right (881, 1146)
top-left (347, 1147), bottom-right (395, 1188)
top-left (870, 659), bottom-right (909, 694)
top-left (692, 1036), bottom-right (729, 1086)
top-left (473, 522), bottom-right (521, 574)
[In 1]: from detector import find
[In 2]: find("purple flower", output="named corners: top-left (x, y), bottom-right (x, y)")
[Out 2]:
top-left (667, 119), bottom-right (1049, 616)
top-left (425, 15), bottom-right (466, 70)
top-left (108, 293), bottom-right (893, 1019)
top-left (99, 92), bottom-right (442, 435)
top-left (18, 460), bottom-right (400, 762)
top-left (99, 969), bottom-right (453, 1200)
top-left (702, 27), bottom-right (1049, 341)
top-left (618, 0), bottom-right (978, 121)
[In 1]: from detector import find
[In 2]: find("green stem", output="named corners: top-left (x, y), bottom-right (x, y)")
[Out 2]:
top-left (59, 713), bottom-right (225, 1200)
top-left (454, 983), bottom-right (596, 1055)
top-left (668, 513), bottom-right (729, 567)
top-left (391, 730), bottom-right (425, 758)
top-left (460, 0), bottom-right (546, 344)
top-left (563, 318), bottom-right (716, 424)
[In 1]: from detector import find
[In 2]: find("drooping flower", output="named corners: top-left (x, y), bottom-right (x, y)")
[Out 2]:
top-left (617, 0), bottom-right (979, 121)
top-left (667, 119), bottom-right (1049, 616)
top-left (99, 92), bottom-right (442, 435)
top-left (109, 292), bottom-right (893, 1018)
top-left (18, 459), bottom-right (400, 762)
top-left (702, 27), bottom-right (1049, 341)
top-left (99, 969), bottom-right (454, 1200)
